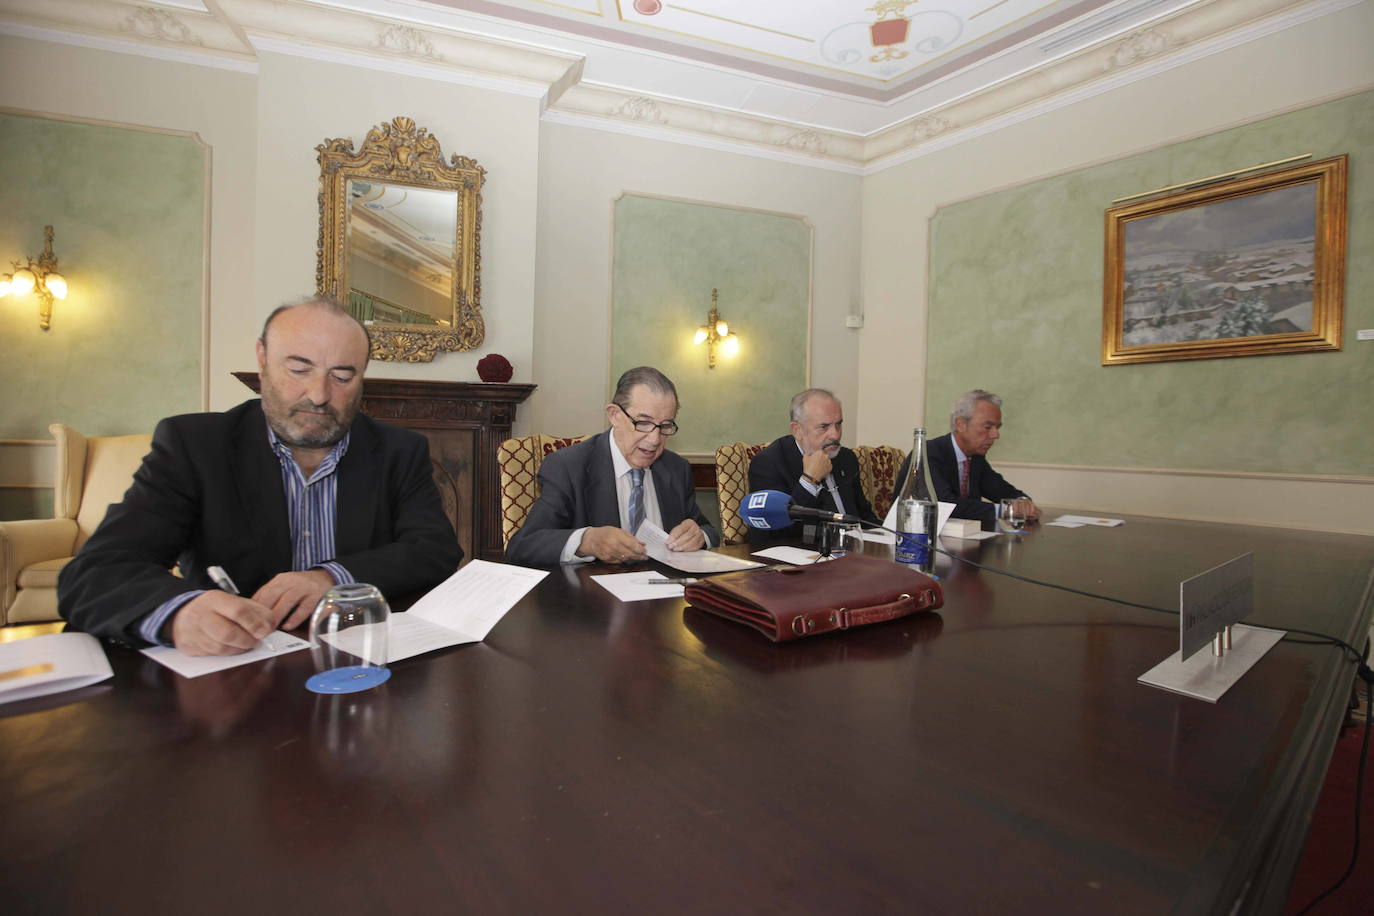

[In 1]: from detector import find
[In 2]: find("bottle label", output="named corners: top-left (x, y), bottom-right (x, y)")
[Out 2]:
top-left (895, 531), bottom-right (930, 565)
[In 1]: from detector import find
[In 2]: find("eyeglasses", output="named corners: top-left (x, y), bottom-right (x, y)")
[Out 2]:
top-left (615, 402), bottom-right (679, 436)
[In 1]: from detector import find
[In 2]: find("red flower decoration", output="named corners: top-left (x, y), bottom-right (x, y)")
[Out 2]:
top-left (477, 353), bottom-right (513, 383)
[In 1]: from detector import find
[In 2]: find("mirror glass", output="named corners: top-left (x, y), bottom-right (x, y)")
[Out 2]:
top-left (317, 117), bottom-right (484, 361)
top-left (347, 181), bottom-right (457, 327)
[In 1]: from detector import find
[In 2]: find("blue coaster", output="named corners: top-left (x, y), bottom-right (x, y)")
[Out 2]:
top-left (305, 665), bottom-right (391, 694)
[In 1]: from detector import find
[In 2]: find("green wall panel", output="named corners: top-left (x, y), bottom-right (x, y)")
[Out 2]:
top-left (0, 112), bottom-right (205, 439)
top-left (612, 194), bottom-right (810, 453)
top-left (927, 91), bottom-right (1373, 476)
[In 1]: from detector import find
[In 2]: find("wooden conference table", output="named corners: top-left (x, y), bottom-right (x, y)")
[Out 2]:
top-left (2, 512), bottom-right (1372, 915)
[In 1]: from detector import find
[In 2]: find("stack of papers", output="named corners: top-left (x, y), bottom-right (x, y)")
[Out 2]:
top-left (1, 632), bottom-right (113, 703)
top-left (636, 521), bottom-right (763, 574)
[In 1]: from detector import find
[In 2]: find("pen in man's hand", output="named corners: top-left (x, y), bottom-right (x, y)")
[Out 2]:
top-left (207, 565), bottom-right (241, 595)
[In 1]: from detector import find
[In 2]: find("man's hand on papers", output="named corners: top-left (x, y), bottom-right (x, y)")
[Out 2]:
top-left (252, 569), bottom-right (335, 630)
top-left (172, 591), bottom-right (276, 656)
top-left (578, 526), bottom-right (648, 564)
top-left (665, 518), bottom-right (706, 552)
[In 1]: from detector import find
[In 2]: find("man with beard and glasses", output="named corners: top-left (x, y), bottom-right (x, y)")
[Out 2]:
top-left (58, 299), bottom-right (460, 655)
top-left (746, 388), bottom-right (879, 545)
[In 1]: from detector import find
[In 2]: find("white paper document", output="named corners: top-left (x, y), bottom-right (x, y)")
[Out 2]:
top-left (0, 632), bottom-right (113, 704)
top-left (592, 572), bottom-right (688, 602)
top-left (751, 545), bottom-right (823, 565)
top-left (1052, 515), bottom-right (1124, 527)
top-left (334, 559), bottom-right (547, 664)
top-left (881, 500), bottom-right (957, 536)
top-left (142, 630), bottom-right (309, 679)
top-left (943, 530), bottom-right (999, 541)
top-left (635, 521), bottom-right (764, 574)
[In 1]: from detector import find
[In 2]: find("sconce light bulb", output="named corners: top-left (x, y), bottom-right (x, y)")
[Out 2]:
top-left (0, 278), bottom-right (10, 298)
top-left (45, 272), bottom-right (68, 300)
top-left (721, 334), bottom-right (740, 359)
top-left (693, 327), bottom-right (709, 346)
top-left (715, 320), bottom-right (729, 338)
top-left (11, 268), bottom-right (35, 297)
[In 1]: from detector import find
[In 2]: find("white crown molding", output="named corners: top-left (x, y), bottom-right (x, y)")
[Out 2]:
top-left (540, 107), bottom-right (866, 175)
top-left (860, 0), bottom-right (1365, 172)
top-left (247, 32), bottom-right (550, 97)
top-left (0, 0), bottom-right (1362, 170)
top-left (0, 0), bottom-right (255, 55)
top-left (552, 81), bottom-right (866, 168)
top-left (0, 19), bottom-right (258, 71)
top-left (221, 0), bottom-right (581, 90)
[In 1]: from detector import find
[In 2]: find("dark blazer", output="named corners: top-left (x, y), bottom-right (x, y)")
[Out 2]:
top-left (745, 436), bottom-right (879, 544)
top-left (895, 432), bottom-right (1027, 528)
top-left (504, 431), bottom-right (719, 566)
top-left (58, 399), bottom-right (461, 646)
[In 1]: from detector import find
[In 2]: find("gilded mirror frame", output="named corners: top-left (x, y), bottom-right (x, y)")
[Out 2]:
top-left (317, 116), bottom-right (484, 361)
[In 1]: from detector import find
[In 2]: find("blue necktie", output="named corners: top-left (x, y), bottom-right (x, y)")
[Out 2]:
top-left (628, 468), bottom-right (645, 534)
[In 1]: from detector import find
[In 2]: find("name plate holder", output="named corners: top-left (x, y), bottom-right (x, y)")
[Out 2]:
top-left (1138, 553), bottom-right (1285, 703)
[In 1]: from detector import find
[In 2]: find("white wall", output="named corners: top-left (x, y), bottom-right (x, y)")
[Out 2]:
top-left (858, 1), bottom-right (1374, 532)
top-left (529, 122), bottom-right (863, 444)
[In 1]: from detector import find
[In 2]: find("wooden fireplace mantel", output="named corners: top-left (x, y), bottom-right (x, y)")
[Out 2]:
top-left (233, 372), bottom-right (535, 562)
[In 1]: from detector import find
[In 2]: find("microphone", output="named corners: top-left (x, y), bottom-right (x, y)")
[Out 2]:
top-left (742, 490), bottom-right (863, 529)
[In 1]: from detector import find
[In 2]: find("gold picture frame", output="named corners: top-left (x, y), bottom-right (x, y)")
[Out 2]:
top-left (317, 116), bottom-right (484, 362)
top-left (1102, 155), bottom-right (1345, 366)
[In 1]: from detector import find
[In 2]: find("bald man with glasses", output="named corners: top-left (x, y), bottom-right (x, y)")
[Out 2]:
top-left (504, 366), bottom-right (718, 566)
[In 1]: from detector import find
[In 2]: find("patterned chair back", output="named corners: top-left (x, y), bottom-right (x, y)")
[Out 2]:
top-left (713, 441), bottom-right (769, 545)
top-left (855, 444), bottom-right (906, 521)
top-left (497, 434), bottom-right (589, 548)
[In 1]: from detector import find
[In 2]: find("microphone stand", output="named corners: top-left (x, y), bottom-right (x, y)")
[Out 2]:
top-left (816, 520), bottom-right (835, 560)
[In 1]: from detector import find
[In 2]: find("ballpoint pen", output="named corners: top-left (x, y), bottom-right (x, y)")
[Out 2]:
top-left (647, 577), bottom-right (698, 585)
top-left (207, 565), bottom-right (241, 595)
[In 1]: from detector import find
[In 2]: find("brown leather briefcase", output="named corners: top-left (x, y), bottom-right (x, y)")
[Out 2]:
top-left (684, 553), bottom-right (943, 642)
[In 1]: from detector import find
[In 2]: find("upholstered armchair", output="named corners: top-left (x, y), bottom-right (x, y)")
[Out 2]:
top-left (713, 441), bottom-right (769, 545)
top-left (854, 444), bottom-right (906, 520)
top-left (497, 434), bottom-right (589, 548)
top-left (0, 424), bottom-right (151, 625)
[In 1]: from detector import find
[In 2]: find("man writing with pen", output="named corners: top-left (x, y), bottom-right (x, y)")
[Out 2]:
top-left (58, 298), bottom-right (460, 656)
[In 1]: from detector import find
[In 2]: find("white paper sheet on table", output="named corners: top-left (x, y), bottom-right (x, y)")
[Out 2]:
top-left (751, 545), bottom-right (823, 565)
top-left (635, 521), bottom-right (764, 574)
top-left (943, 530), bottom-right (999, 540)
top-left (881, 500), bottom-right (957, 537)
top-left (142, 630), bottom-right (309, 679)
top-left (592, 572), bottom-right (687, 602)
top-left (1052, 515), bottom-right (1124, 527)
top-left (1, 632), bottom-right (114, 703)
top-left (327, 559), bottom-right (548, 664)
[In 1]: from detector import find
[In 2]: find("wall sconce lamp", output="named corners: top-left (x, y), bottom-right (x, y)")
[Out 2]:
top-left (0, 225), bottom-right (68, 331)
top-left (692, 288), bottom-right (739, 369)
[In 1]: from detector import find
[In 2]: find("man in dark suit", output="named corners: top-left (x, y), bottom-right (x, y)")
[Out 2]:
top-left (746, 388), bottom-right (879, 544)
top-left (505, 367), bottom-right (718, 566)
top-left (58, 299), bottom-right (460, 655)
top-left (895, 389), bottom-right (1039, 529)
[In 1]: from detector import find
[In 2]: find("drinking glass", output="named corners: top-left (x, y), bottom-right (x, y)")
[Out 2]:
top-left (831, 521), bottom-right (861, 557)
top-left (998, 498), bottom-right (1028, 534)
top-left (305, 583), bottom-right (392, 693)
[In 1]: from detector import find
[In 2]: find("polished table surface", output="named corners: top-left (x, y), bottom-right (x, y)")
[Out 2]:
top-left (3, 512), bottom-right (1372, 914)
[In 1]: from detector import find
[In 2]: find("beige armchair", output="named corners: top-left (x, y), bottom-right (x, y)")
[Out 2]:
top-left (0, 423), bottom-right (151, 625)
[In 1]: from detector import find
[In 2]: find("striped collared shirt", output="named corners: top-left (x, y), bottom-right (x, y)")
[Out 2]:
top-left (137, 423), bottom-right (355, 645)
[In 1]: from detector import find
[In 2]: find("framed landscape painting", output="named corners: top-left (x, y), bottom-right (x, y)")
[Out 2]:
top-left (1102, 155), bottom-right (1346, 365)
